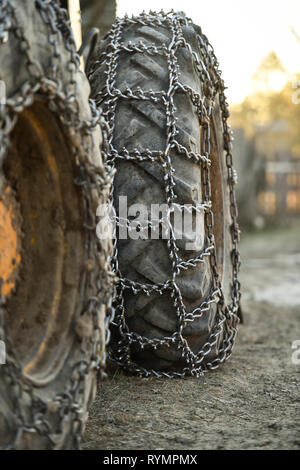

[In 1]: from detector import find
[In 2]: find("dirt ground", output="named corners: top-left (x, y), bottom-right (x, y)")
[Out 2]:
top-left (83, 224), bottom-right (300, 450)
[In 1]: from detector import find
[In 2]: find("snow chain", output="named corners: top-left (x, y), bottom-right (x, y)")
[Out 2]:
top-left (90, 11), bottom-right (241, 378)
top-left (0, 0), bottom-right (114, 449)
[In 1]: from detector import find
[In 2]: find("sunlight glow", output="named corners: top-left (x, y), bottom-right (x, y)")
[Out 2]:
top-left (117, 0), bottom-right (300, 104)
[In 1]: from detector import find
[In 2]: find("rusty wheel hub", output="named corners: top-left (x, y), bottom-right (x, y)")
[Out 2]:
top-left (0, 181), bottom-right (22, 300)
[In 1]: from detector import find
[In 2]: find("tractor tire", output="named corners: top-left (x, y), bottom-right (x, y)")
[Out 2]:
top-left (0, 1), bottom-right (113, 449)
top-left (89, 12), bottom-right (240, 376)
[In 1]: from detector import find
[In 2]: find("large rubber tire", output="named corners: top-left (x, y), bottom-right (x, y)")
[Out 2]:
top-left (0, 1), bottom-right (112, 449)
top-left (89, 14), bottom-right (234, 374)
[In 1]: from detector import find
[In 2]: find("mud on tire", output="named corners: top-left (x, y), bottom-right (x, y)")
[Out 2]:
top-left (89, 12), bottom-right (240, 377)
top-left (0, 1), bottom-right (113, 449)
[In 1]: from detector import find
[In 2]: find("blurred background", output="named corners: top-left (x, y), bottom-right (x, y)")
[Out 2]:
top-left (80, 0), bottom-right (300, 232)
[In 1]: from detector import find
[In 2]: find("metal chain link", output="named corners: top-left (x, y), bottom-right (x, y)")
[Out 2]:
top-left (90, 10), bottom-right (241, 378)
top-left (0, 0), bottom-right (114, 449)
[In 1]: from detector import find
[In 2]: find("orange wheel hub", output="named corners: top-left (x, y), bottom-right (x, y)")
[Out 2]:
top-left (0, 183), bottom-right (21, 299)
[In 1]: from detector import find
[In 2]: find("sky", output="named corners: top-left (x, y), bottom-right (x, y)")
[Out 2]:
top-left (117, 0), bottom-right (300, 104)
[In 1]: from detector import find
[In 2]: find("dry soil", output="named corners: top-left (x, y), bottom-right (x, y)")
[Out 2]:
top-left (83, 224), bottom-right (300, 450)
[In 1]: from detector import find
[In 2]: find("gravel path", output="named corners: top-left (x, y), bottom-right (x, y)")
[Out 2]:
top-left (83, 224), bottom-right (300, 450)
